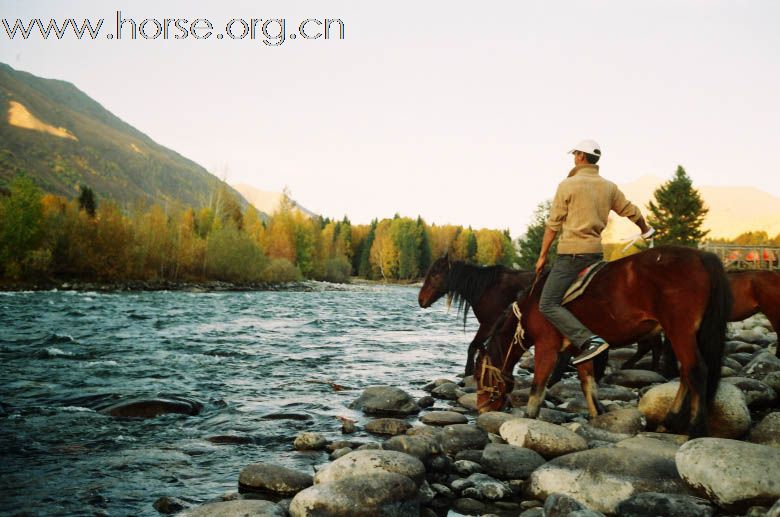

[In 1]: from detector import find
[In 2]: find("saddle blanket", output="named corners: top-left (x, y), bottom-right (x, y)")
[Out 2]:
top-left (561, 260), bottom-right (608, 305)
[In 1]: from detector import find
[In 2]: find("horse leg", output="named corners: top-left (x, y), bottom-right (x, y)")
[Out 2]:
top-left (664, 329), bottom-right (708, 437)
top-left (576, 361), bottom-right (605, 417)
top-left (528, 342), bottom-right (559, 419)
top-left (464, 326), bottom-right (488, 377)
top-left (623, 338), bottom-right (652, 370)
top-left (547, 350), bottom-right (571, 387)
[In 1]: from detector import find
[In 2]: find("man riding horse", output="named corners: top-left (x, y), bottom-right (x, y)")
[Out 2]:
top-left (535, 139), bottom-right (655, 365)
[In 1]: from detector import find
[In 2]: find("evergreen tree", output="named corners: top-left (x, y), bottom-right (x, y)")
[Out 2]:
top-left (358, 220), bottom-right (377, 278)
top-left (516, 200), bottom-right (555, 270)
top-left (417, 216), bottom-right (432, 274)
top-left (78, 185), bottom-right (97, 218)
top-left (465, 228), bottom-right (477, 261)
top-left (647, 166), bottom-right (709, 246)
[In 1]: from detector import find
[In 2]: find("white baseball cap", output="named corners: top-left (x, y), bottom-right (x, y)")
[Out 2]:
top-left (569, 139), bottom-right (601, 156)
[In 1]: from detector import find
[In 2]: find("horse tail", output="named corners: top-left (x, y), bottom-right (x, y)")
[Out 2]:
top-left (697, 251), bottom-right (733, 403)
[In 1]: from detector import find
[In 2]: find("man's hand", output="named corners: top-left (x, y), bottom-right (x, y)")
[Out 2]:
top-left (535, 255), bottom-right (547, 274)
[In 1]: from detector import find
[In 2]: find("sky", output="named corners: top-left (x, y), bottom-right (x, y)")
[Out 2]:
top-left (1, 0), bottom-right (779, 237)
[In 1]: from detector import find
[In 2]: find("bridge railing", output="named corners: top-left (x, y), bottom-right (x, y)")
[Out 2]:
top-left (700, 244), bottom-right (780, 271)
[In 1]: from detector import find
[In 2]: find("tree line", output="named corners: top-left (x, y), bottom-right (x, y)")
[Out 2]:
top-left (0, 174), bottom-right (517, 284)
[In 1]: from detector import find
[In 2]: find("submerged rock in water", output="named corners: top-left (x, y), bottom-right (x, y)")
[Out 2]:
top-left (314, 449), bottom-right (426, 487)
top-left (153, 496), bottom-right (190, 514)
top-left (289, 472), bottom-right (419, 517)
top-left (500, 418), bottom-right (587, 459)
top-left (293, 432), bottom-right (327, 451)
top-left (349, 386), bottom-right (420, 416)
top-left (103, 398), bottom-right (202, 418)
top-left (180, 499), bottom-right (285, 516)
top-left (638, 381), bottom-right (750, 438)
top-left (238, 462), bottom-right (313, 496)
top-left (675, 438), bottom-right (780, 511)
top-left (615, 492), bottom-right (715, 517)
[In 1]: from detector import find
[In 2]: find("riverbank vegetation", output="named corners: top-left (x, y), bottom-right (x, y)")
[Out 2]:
top-left (0, 174), bottom-right (517, 285)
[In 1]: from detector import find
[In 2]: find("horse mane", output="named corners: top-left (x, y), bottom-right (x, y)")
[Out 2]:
top-left (448, 261), bottom-right (513, 327)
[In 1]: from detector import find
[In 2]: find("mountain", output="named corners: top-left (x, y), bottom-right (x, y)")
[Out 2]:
top-left (233, 183), bottom-right (316, 217)
top-left (602, 175), bottom-right (780, 243)
top-left (0, 62), bottom-right (247, 209)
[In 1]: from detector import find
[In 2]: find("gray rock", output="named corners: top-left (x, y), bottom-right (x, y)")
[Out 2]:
top-left (238, 463), bottom-right (313, 495)
top-left (293, 432), bottom-right (327, 451)
top-left (741, 352), bottom-right (780, 380)
top-left (615, 492), bottom-right (715, 517)
top-left (330, 447), bottom-right (352, 460)
top-left (417, 396), bottom-right (435, 408)
top-left (518, 509), bottom-right (545, 517)
top-left (763, 371), bottom-right (780, 393)
top-left (365, 418), bottom-right (411, 436)
top-left (440, 424), bottom-right (489, 456)
top-left (349, 386), bottom-right (420, 416)
top-left (314, 449), bottom-right (425, 487)
top-left (476, 412), bottom-right (515, 434)
top-left (603, 369), bottom-right (667, 388)
top-left (676, 438), bottom-right (780, 511)
top-left (431, 483), bottom-right (453, 497)
top-left (749, 412), bottom-right (780, 449)
top-left (543, 493), bottom-right (589, 517)
top-left (500, 418), bottom-right (587, 458)
top-left (418, 480), bottom-right (435, 504)
top-left (768, 498), bottom-right (780, 517)
top-left (420, 410), bottom-right (467, 426)
top-left (453, 473), bottom-right (512, 501)
top-left (452, 497), bottom-right (486, 514)
top-left (730, 352), bottom-right (755, 366)
top-left (181, 499), bottom-right (285, 517)
top-left (638, 381), bottom-right (751, 438)
top-left (528, 447), bottom-right (692, 514)
top-left (356, 442), bottom-right (382, 450)
top-left (480, 443), bottom-right (545, 480)
top-left (431, 382), bottom-right (465, 400)
top-left (452, 459), bottom-right (483, 476)
top-left (458, 393), bottom-right (478, 411)
top-left (382, 434), bottom-right (441, 461)
top-left (153, 496), bottom-right (189, 514)
top-left (567, 422), bottom-right (632, 444)
top-left (590, 408), bottom-right (646, 435)
top-left (424, 378), bottom-right (457, 392)
top-left (289, 472), bottom-right (419, 516)
top-left (722, 377), bottom-right (778, 407)
top-left (616, 436), bottom-right (680, 460)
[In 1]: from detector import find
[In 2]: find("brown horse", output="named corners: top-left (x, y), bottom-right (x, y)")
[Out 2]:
top-left (618, 269), bottom-right (780, 369)
top-left (476, 246), bottom-right (732, 438)
top-left (418, 255), bottom-right (536, 376)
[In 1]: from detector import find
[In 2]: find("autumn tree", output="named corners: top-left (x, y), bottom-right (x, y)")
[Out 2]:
top-left (0, 175), bottom-right (46, 278)
top-left (647, 166), bottom-right (709, 246)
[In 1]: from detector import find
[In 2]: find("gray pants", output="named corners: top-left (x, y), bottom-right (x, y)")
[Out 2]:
top-left (539, 253), bottom-right (603, 347)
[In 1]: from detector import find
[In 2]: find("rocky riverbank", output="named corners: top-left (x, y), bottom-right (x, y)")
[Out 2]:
top-left (147, 315), bottom-right (780, 516)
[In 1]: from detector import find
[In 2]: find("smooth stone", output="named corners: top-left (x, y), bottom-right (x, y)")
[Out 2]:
top-left (638, 381), bottom-right (751, 438)
top-left (769, 498), bottom-right (780, 517)
top-left (382, 434), bottom-right (441, 461)
top-left (636, 432), bottom-right (689, 446)
top-left (480, 443), bottom-right (546, 480)
top-left (723, 357), bottom-right (744, 371)
top-left (458, 393), bottom-right (478, 411)
top-left (238, 462), bottom-right (313, 495)
top-left (417, 396), bottom-right (435, 408)
top-left (440, 424), bottom-right (489, 456)
top-left (452, 460), bottom-right (483, 476)
top-left (722, 366), bottom-right (738, 377)
top-left (500, 418), bottom-right (587, 458)
top-left (180, 500), bottom-right (285, 517)
top-left (615, 492), bottom-right (715, 517)
top-left (676, 438), bottom-right (780, 511)
top-left (314, 449), bottom-right (425, 486)
top-left (424, 378), bottom-right (456, 392)
top-left (528, 447), bottom-right (691, 514)
top-left (543, 493), bottom-right (589, 517)
top-left (349, 386), bottom-right (420, 416)
top-left (293, 432), bottom-right (327, 451)
top-left (730, 352), bottom-right (755, 366)
top-left (597, 385), bottom-right (640, 402)
top-left (453, 473), bottom-right (512, 501)
top-left (740, 352), bottom-right (780, 380)
top-left (356, 442), bottom-right (382, 450)
top-left (567, 422), bottom-right (632, 444)
top-left (616, 436), bottom-right (680, 460)
top-left (452, 497), bottom-right (486, 514)
top-left (418, 480), bottom-right (435, 504)
top-left (289, 472), bottom-right (418, 516)
top-left (590, 408), bottom-right (646, 435)
top-left (603, 369), bottom-right (667, 388)
top-left (365, 418), bottom-right (411, 436)
top-left (476, 412), bottom-right (515, 435)
top-left (420, 411), bottom-right (467, 426)
top-left (763, 371), bottom-right (780, 393)
top-left (722, 377), bottom-right (778, 407)
top-left (330, 447), bottom-right (352, 460)
top-left (748, 412), bottom-right (780, 448)
top-left (462, 375), bottom-right (477, 389)
top-left (519, 509), bottom-right (545, 517)
top-left (431, 382), bottom-right (465, 400)
top-left (103, 398), bottom-right (201, 418)
top-left (153, 496), bottom-right (189, 514)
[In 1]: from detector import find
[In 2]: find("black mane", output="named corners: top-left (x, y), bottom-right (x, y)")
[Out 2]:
top-left (448, 261), bottom-right (512, 327)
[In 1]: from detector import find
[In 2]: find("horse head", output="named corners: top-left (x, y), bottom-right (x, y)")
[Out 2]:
top-left (418, 253), bottom-right (452, 308)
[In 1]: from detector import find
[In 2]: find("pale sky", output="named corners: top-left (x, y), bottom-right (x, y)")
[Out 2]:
top-left (1, 0), bottom-right (778, 237)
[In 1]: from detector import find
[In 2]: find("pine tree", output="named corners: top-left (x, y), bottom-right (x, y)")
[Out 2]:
top-left (647, 166), bottom-right (708, 246)
top-left (516, 200), bottom-right (556, 269)
top-left (78, 185), bottom-right (97, 218)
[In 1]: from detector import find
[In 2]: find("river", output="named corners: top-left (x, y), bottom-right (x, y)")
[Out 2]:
top-left (0, 283), bottom-right (477, 515)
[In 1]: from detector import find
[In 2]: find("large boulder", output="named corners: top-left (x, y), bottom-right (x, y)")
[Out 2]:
top-left (289, 473), bottom-right (419, 516)
top-left (675, 438), bottom-right (780, 511)
top-left (314, 449), bottom-right (425, 487)
top-left (528, 448), bottom-right (691, 514)
top-left (349, 386), bottom-right (420, 416)
top-left (238, 463), bottom-right (313, 495)
top-left (603, 369), bottom-right (667, 388)
top-left (638, 381), bottom-right (751, 438)
top-left (181, 500), bottom-right (285, 517)
top-left (500, 418), bottom-right (587, 458)
top-left (480, 443), bottom-right (546, 480)
top-left (616, 436), bottom-right (680, 460)
top-left (440, 424), bottom-right (489, 456)
top-left (748, 412), bottom-right (780, 448)
top-left (615, 492), bottom-right (716, 517)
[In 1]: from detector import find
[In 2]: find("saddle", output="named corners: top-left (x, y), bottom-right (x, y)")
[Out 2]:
top-left (561, 261), bottom-right (608, 305)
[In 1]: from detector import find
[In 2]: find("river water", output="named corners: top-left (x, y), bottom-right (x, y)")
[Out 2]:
top-left (0, 283), bottom-right (476, 516)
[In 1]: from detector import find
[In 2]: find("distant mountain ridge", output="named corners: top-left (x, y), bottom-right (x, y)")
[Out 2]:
top-left (602, 175), bottom-right (780, 242)
top-left (0, 62), bottom-right (248, 209)
top-left (233, 183), bottom-right (316, 217)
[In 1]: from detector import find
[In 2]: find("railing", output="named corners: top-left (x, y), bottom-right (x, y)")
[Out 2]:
top-left (700, 244), bottom-right (780, 271)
